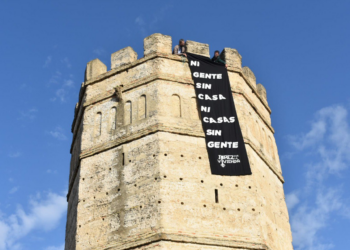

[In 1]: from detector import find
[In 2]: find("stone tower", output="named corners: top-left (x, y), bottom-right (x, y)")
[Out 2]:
top-left (65, 33), bottom-right (293, 250)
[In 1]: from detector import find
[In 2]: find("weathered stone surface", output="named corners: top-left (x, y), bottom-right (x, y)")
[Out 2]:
top-left (111, 46), bottom-right (138, 69)
top-left (186, 40), bottom-right (210, 57)
top-left (85, 58), bottom-right (107, 81)
top-left (221, 48), bottom-right (242, 69)
top-left (257, 83), bottom-right (267, 100)
top-left (65, 34), bottom-right (293, 250)
top-left (144, 33), bottom-right (172, 56)
top-left (242, 66), bottom-right (257, 88)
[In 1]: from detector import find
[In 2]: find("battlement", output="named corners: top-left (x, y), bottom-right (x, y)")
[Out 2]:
top-left (83, 33), bottom-right (266, 98)
top-left (65, 33), bottom-right (293, 250)
top-left (74, 33), bottom-right (270, 136)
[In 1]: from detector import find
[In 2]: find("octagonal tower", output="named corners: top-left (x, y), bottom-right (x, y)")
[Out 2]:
top-left (65, 33), bottom-right (293, 250)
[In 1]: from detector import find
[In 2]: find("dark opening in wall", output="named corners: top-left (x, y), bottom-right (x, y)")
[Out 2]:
top-left (122, 153), bottom-right (125, 165)
top-left (215, 189), bottom-right (219, 203)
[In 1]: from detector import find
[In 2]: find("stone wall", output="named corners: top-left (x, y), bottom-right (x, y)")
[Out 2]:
top-left (65, 33), bottom-right (293, 250)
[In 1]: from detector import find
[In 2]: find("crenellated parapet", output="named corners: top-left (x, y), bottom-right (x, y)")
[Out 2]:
top-left (186, 40), bottom-right (210, 57)
top-left (85, 58), bottom-right (107, 81)
top-left (257, 83), bottom-right (267, 101)
top-left (144, 33), bottom-right (172, 55)
top-left (74, 33), bottom-right (270, 129)
top-left (220, 48), bottom-right (242, 70)
top-left (242, 66), bottom-right (257, 89)
top-left (111, 46), bottom-right (138, 69)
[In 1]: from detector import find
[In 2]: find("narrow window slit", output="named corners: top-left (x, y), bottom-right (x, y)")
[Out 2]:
top-left (215, 189), bottom-right (219, 203)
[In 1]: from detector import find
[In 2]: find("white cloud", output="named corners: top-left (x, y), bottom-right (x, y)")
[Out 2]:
top-left (8, 152), bottom-right (21, 158)
top-left (48, 127), bottom-right (67, 141)
top-left (0, 191), bottom-right (66, 250)
top-left (43, 56), bottom-right (52, 68)
top-left (289, 105), bottom-right (350, 178)
top-left (18, 108), bottom-right (38, 121)
top-left (50, 89), bottom-right (67, 103)
top-left (49, 72), bottom-right (74, 101)
top-left (286, 192), bottom-right (299, 210)
top-left (49, 70), bottom-right (62, 84)
top-left (9, 187), bottom-right (19, 194)
top-left (286, 104), bottom-right (350, 249)
top-left (49, 71), bottom-right (62, 85)
top-left (63, 79), bottom-right (74, 88)
top-left (0, 222), bottom-right (10, 250)
top-left (44, 243), bottom-right (64, 250)
top-left (291, 189), bottom-right (345, 250)
top-left (61, 57), bottom-right (71, 68)
top-left (288, 120), bottom-right (326, 150)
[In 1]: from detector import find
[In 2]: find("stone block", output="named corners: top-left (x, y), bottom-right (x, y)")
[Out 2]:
top-left (242, 66), bottom-right (256, 87)
top-left (85, 59), bottom-right (107, 81)
top-left (144, 33), bottom-right (172, 56)
top-left (111, 46), bottom-right (138, 69)
top-left (257, 83), bottom-right (267, 100)
top-left (220, 48), bottom-right (242, 69)
top-left (185, 40), bottom-right (210, 57)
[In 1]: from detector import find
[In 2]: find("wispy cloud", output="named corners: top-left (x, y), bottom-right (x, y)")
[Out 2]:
top-left (289, 105), bottom-right (350, 179)
top-left (149, 4), bottom-right (172, 30)
top-left (286, 192), bottom-right (299, 210)
top-left (47, 126), bottom-right (67, 141)
top-left (61, 57), bottom-right (71, 68)
top-left (134, 4), bottom-right (172, 36)
top-left (49, 71), bottom-right (62, 85)
top-left (8, 152), bottom-right (21, 158)
top-left (286, 105), bottom-right (350, 250)
top-left (51, 88), bottom-right (69, 102)
top-left (49, 71), bottom-right (74, 102)
top-left (46, 169), bottom-right (58, 174)
top-left (135, 16), bottom-right (147, 36)
top-left (18, 108), bottom-right (38, 121)
top-left (0, 191), bottom-right (66, 250)
top-left (43, 56), bottom-right (52, 68)
top-left (291, 189), bottom-right (348, 250)
top-left (64, 79), bottom-right (74, 88)
top-left (135, 16), bottom-right (146, 26)
top-left (9, 187), bottom-right (19, 195)
top-left (93, 48), bottom-right (105, 56)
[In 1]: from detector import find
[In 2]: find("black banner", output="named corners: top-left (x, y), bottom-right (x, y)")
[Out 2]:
top-left (187, 53), bottom-right (252, 176)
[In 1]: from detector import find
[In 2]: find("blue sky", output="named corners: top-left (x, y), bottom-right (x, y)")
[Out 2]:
top-left (1, 1), bottom-right (350, 249)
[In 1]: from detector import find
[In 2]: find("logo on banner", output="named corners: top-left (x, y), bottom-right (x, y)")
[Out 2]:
top-left (217, 155), bottom-right (240, 167)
